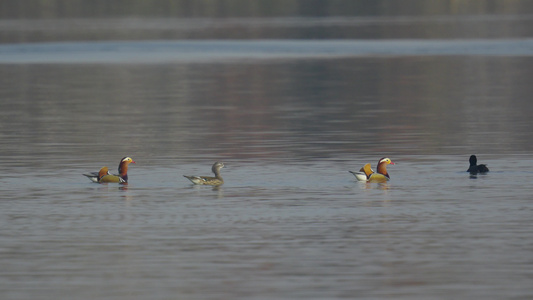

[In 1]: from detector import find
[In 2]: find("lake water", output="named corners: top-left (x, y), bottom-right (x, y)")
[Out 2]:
top-left (1, 8), bottom-right (533, 300)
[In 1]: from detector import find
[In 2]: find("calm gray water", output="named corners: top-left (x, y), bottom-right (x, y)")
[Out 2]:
top-left (2, 5), bottom-right (533, 300)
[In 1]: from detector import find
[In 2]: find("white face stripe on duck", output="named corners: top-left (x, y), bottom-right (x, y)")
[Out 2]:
top-left (121, 157), bottom-right (134, 163)
top-left (378, 157), bottom-right (393, 165)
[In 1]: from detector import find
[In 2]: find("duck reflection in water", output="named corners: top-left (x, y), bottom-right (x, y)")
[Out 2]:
top-left (358, 182), bottom-right (391, 190)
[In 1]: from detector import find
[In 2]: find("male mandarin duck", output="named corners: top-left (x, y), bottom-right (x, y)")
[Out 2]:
top-left (350, 157), bottom-right (395, 183)
top-left (184, 162), bottom-right (225, 186)
top-left (83, 157), bottom-right (136, 183)
top-left (467, 155), bottom-right (489, 175)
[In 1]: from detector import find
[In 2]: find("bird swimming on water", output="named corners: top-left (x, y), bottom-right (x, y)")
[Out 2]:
top-left (350, 157), bottom-right (395, 183)
top-left (83, 157), bottom-right (136, 183)
top-left (467, 155), bottom-right (489, 175)
top-left (184, 162), bottom-right (225, 186)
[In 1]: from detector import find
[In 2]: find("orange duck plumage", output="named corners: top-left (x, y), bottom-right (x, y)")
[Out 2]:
top-left (350, 157), bottom-right (395, 183)
top-left (83, 157), bottom-right (136, 184)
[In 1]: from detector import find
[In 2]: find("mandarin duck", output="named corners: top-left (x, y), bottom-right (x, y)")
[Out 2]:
top-left (350, 157), bottom-right (395, 183)
top-left (184, 162), bottom-right (225, 186)
top-left (467, 155), bottom-right (489, 175)
top-left (83, 157), bottom-right (136, 183)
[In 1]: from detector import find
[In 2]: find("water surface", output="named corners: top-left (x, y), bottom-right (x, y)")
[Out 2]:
top-left (1, 9), bottom-right (533, 300)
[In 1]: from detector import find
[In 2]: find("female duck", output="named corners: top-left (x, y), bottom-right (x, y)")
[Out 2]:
top-left (184, 162), bottom-right (225, 186)
top-left (350, 157), bottom-right (395, 183)
top-left (83, 157), bottom-right (136, 183)
top-left (467, 155), bottom-right (489, 175)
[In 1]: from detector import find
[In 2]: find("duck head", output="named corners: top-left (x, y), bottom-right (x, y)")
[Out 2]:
top-left (212, 162), bottom-right (225, 175)
top-left (469, 155), bottom-right (477, 166)
top-left (377, 157), bottom-right (394, 178)
top-left (118, 157), bottom-right (136, 176)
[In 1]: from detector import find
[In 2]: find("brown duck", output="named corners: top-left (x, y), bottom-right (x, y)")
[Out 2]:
top-left (184, 162), bottom-right (225, 186)
top-left (350, 157), bottom-right (395, 183)
top-left (83, 157), bottom-right (136, 183)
